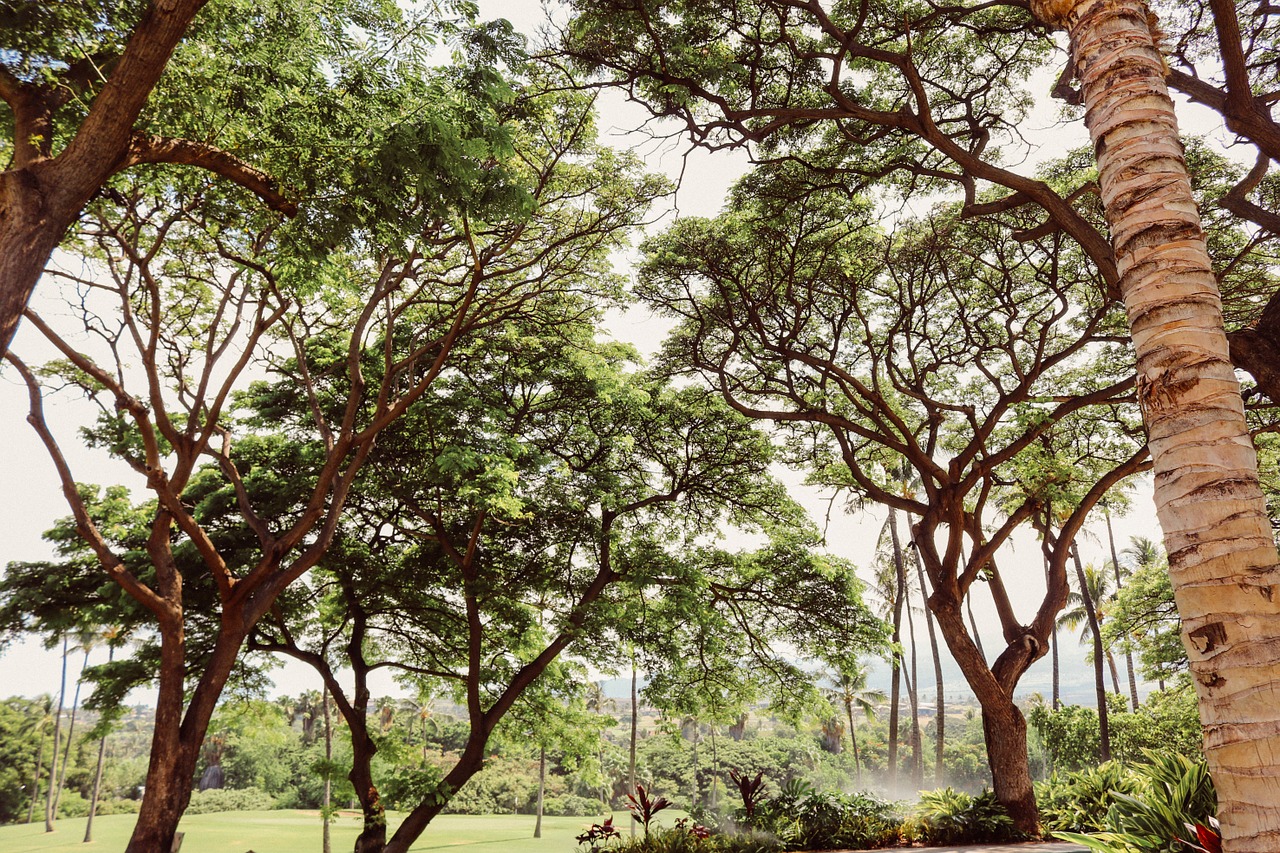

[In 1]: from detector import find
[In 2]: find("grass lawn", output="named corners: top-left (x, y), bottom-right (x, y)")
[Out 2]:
top-left (0, 810), bottom-right (630, 853)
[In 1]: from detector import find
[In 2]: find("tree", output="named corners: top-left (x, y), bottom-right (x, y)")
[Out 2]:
top-left (638, 167), bottom-right (1146, 831)
top-left (566, 2), bottom-right (1280, 842)
top-left (824, 661), bottom-right (885, 788)
top-left (0, 21), bottom-right (557, 848)
top-left (1105, 538), bottom-right (1186, 688)
top-left (1056, 555), bottom-right (1116, 761)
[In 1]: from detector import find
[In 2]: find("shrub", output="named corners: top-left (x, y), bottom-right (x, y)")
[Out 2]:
top-left (184, 786), bottom-right (277, 814)
top-left (1053, 751), bottom-right (1217, 853)
top-left (57, 792), bottom-right (91, 819)
top-left (1037, 762), bottom-right (1139, 833)
top-left (589, 823), bottom-right (783, 853)
top-left (543, 794), bottom-right (608, 816)
top-left (903, 788), bottom-right (1020, 846)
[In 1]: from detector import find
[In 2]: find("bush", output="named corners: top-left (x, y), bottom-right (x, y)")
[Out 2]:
top-left (746, 787), bottom-right (900, 851)
top-left (184, 787), bottom-right (277, 814)
top-left (543, 794), bottom-right (608, 816)
top-left (903, 788), bottom-right (1020, 846)
top-left (593, 823), bottom-right (783, 853)
top-left (1036, 762), bottom-right (1139, 833)
top-left (93, 798), bottom-right (142, 816)
top-left (57, 792), bottom-right (91, 819)
top-left (1054, 751), bottom-right (1217, 853)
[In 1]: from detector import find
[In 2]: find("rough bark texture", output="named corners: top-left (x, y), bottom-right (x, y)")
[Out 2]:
top-left (1032, 0), bottom-right (1280, 847)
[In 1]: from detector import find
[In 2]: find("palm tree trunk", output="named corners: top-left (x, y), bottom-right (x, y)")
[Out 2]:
top-left (629, 655), bottom-right (638, 837)
top-left (85, 645), bottom-right (114, 843)
top-left (913, 544), bottom-right (945, 786)
top-left (886, 508), bottom-right (908, 790)
top-left (54, 648), bottom-right (88, 818)
top-left (45, 634), bottom-right (68, 831)
top-left (534, 745), bottom-right (545, 838)
top-left (1104, 509), bottom-right (1141, 710)
top-left (322, 686), bottom-right (332, 853)
top-left (844, 698), bottom-right (862, 787)
top-left (1030, 0), bottom-right (1280, 846)
top-left (1043, 552), bottom-right (1061, 710)
top-left (1072, 543), bottom-right (1111, 761)
top-left (903, 589), bottom-right (923, 788)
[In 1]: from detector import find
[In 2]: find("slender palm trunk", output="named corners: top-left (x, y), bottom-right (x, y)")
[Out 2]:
top-left (1044, 552), bottom-right (1061, 710)
top-left (54, 649), bottom-right (88, 818)
top-left (1072, 544), bottom-right (1111, 760)
top-left (913, 545), bottom-right (945, 786)
top-left (322, 687), bottom-right (332, 853)
top-left (904, 592), bottom-right (923, 788)
top-left (1030, 0), bottom-right (1280, 846)
top-left (844, 698), bottom-right (862, 787)
top-left (629, 657), bottom-right (637, 837)
top-left (45, 635), bottom-right (68, 832)
top-left (1104, 510), bottom-right (1141, 710)
top-left (534, 746), bottom-right (545, 838)
top-left (886, 508), bottom-right (908, 790)
top-left (85, 647), bottom-right (114, 843)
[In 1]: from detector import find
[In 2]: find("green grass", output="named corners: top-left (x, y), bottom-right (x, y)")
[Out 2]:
top-left (0, 810), bottom-right (631, 853)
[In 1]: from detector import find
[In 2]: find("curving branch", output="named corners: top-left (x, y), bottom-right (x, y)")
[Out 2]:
top-left (123, 134), bottom-right (298, 216)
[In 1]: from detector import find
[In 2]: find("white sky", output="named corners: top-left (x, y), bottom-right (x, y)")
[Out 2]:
top-left (0, 0), bottom-right (1236, 704)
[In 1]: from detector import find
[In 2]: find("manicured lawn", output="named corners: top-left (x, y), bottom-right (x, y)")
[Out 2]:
top-left (0, 811), bottom-right (626, 853)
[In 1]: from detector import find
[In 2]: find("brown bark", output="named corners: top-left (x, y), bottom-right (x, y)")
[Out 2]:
top-left (886, 508), bottom-right (907, 790)
top-left (1032, 0), bottom-right (1280, 847)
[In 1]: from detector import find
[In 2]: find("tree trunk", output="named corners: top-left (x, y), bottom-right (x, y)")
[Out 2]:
top-left (1105, 509), bottom-right (1141, 710)
top-left (913, 546), bottom-right (945, 786)
top-left (28, 724), bottom-right (45, 825)
top-left (322, 687), bottom-right (332, 853)
top-left (45, 635), bottom-right (68, 832)
top-left (534, 745), bottom-right (545, 838)
top-left (844, 698), bottom-right (863, 787)
top-left (1072, 544), bottom-right (1111, 761)
top-left (1031, 3), bottom-right (1280, 844)
top-left (886, 509), bottom-right (907, 791)
top-left (349, 721), bottom-right (387, 853)
top-left (629, 657), bottom-right (638, 837)
top-left (384, 738), bottom-right (488, 853)
top-left (85, 645), bottom-right (113, 843)
top-left (966, 594), bottom-right (986, 664)
top-left (55, 648), bottom-right (88, 818)
top-left (125, 622), bottom-right (248, 853)
top-left (903, 597), bottom-right (923, 789)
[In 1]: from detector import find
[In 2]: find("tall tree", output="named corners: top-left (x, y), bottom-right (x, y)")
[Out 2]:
top-left (0, 23), bottom-right (559, 848)
top-left (564, 4), bottom-right (1280, 841)
top-left (638, 168), bottom-right (1146, 830)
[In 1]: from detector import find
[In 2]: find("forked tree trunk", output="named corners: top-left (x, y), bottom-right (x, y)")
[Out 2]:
top-left (1032, 0), bottom-right (1280, 846)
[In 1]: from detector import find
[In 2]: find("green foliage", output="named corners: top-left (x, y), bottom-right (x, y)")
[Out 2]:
top-left (1030, 691), bottom-right (1203, 773)
top-left (903, 788), bottom-right (1020, 847)
top-left (1051, 752), bottom-right (1217, 853)
top-left (602, 824), bottom-right (782, 853)
top-left (1037, 763), bottom-right (1140, 833)
top-left (184, 787), bottom-right (278, 814)
top-left (0, 696), bottom-right (44, 823)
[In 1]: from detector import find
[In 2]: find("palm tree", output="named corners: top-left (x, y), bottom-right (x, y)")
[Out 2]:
top-left (1057, 551), bottom-right (1116, 760)
top-left (1101, 499), bottom-right (1140, 710)
top-left (827, 661), bottom-right (886, 787)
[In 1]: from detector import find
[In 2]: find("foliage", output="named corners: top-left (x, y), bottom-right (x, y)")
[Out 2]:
top-left (728, 769), bottom-right (767, 821)
top-left (184, 787), bottom-right (278, 814)
top-left (903, 788), bottom-right (1020, 847)
top-left (1053, 752), bottom-right (1217, 853)
top-left (1037, 764), bottom-right (1141, 833)
top-left (578, 815), bottom-right (622, 852)
top-left (601, 824), bottom-right (782, 853)
top-left (1030, 691), bottom-right (1203, 773)
top-left (627, 784), bottom-right (674, 836)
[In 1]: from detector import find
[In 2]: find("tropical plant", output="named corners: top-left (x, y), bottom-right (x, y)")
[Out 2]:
top-left (728, 769), bottom-right (767, 822)
top-left (577, 815), bottom-right (623, 853)
top-left (904, 788), bottom-right (1020, 847)
top-left (1036, 763), bottom-right (1141, 833)
top-left (1054, 751), bottom-right (1217, 853)
top-left (627, 784), bottom-right (674, 837)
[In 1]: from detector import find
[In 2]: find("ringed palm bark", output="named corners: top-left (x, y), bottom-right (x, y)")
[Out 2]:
top-left (1031, 0), bottom-right (1280, 847)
